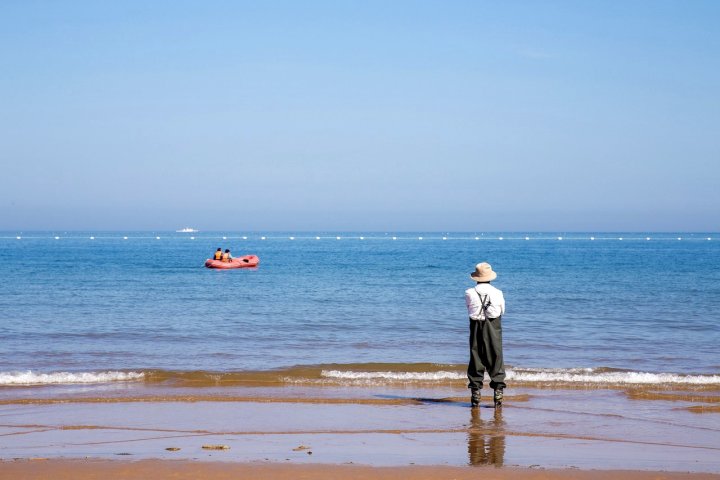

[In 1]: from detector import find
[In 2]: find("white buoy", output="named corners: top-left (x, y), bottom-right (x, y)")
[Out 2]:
top-left (474, 237), bottom-right (479, 240)
top-left (392, 236), bottom-right (397, 240)
top-left (525, 236), bottom-right (530, 240)
top-left (557, 236), bottom-right (563, 241)
top-left (618, 237), bottom-right (623, 241)
top-left (156, 236), bottom-right (160, 240)
top-left (316, 236), bottom-right (321, 240)
top-left (261, 236), bottom-right (266, 240)
top-left (708, 237), bottom-right (712, 241)
top-left (123, 236), bottom-right (128, 240)
top-left (336, 236), bottom-right (341, 240)
top-left (418, 236), bottom-right (423, 240)
top-left (222, 236), bottom-right (227, 240)
top-left (677, 237), bottom-right (682, 241)
top-left (55, 236), bottom-right (60, 240)
top-left (242, 236), bottom-right (247, 240)
top-left (498, 236), bottom-right (504, 240)
top-left (16, 236), bottom-right (21, 240)
top-left (359, 236), bottom-right (364, 240)
top-left (90, 236), bottom-right (95, 240)
top-left (190, 236), bottom-right (195, 240)
top-left (289, 236), bottom-right (294, 240)
top-left (590, 236), bottom-right (595, 241)
top-left (646, 237), bottom-right (651, 241)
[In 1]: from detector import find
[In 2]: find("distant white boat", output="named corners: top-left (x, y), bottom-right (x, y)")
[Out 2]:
top-left (176, 227), bottom-right (199, 233)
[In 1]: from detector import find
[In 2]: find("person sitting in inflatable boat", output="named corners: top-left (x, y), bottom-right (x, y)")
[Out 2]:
top-left (222, 249), bottom-right (232, 262)
top-left (213, 248), bottom-right (223, 260)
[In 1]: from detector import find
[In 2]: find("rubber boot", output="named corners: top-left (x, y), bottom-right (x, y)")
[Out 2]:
top-left (493, 389), bottom-right (503, 407)
top-left (471, 389), bottom-right (481, 408)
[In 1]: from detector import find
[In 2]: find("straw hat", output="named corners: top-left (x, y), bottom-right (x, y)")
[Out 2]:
top-left (470, 262), bottom-right (497, 282)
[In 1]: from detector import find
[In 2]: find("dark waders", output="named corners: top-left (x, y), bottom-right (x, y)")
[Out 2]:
top-left (467, 293), bottom-right (506, 391)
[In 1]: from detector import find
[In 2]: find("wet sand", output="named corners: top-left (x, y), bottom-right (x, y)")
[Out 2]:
top-left (1, 384), bottom-right (719, 476)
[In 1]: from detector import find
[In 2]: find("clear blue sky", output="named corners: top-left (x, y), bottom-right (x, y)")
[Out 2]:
top-left (1, 1), bottom-right (718, 231)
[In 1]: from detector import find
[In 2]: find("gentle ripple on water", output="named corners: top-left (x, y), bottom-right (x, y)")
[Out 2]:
top-left (0, 231), bottom-right (718, 375)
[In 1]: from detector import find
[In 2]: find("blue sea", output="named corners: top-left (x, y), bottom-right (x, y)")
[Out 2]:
top-left (1, 231), bottom-right (719, 386)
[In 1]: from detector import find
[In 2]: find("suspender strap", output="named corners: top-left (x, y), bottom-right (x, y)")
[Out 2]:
top-left (475, 287), bottom-right (490, 318)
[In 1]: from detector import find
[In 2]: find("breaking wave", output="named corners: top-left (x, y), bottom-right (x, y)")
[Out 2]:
top-left (3, 365), bottom-right (719, 388)
top-left (320, 367), bottom-right (720, 386)
top-left (0, 371), bottom-right (145, 386)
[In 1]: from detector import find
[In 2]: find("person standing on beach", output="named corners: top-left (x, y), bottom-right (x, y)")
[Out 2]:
top-left (465, 262), bottom-right (506, 407)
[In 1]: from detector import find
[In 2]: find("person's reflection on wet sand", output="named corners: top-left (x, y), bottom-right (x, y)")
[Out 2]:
top-left (467, 407), bottom-right (506, 466)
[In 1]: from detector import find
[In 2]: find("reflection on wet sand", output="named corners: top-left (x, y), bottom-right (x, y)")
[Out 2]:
top-left (467, 407), bottom-right (505, 467)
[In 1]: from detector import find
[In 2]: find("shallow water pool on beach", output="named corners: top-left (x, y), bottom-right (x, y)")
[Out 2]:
top-left (0, 231), bottom-right (718, 387)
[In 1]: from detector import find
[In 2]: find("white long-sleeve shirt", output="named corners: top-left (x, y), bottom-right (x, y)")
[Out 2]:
top-left (465, 283), bottom-right (505, 320)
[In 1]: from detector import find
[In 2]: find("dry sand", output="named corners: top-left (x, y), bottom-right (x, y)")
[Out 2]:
top-left (2, 460), bottom-right (720, 480)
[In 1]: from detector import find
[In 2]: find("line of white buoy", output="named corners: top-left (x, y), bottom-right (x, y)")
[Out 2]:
top-left (3, 235), bottom-right (715, 241)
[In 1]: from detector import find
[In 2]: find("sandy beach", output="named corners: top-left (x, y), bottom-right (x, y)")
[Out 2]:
top-left (3, 459), bottom-right (720, 480)
top-left (1, 381), bottom-right (719, 478)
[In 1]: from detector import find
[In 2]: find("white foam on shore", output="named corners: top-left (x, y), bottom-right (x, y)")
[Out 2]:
top-left (508, 368), bottom-right (720, 385)
top-left (0, 371), bottom-right (145, 386)
top-left (320, 368), bottom-right (720, 385)
top-left (322, 370), bottom-right (464, 381)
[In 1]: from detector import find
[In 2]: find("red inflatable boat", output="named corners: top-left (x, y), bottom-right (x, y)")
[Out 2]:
top-left (205, 255), bottom-right (259, 269)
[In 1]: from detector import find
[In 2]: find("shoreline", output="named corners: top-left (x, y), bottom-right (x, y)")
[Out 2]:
top-left (3, 362), bottom-right (720, 389)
